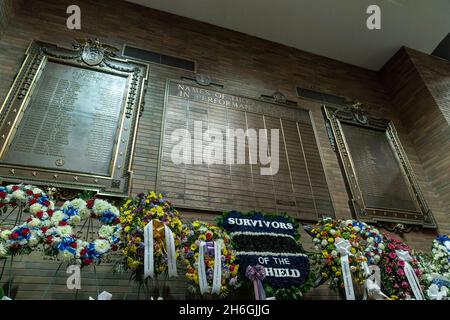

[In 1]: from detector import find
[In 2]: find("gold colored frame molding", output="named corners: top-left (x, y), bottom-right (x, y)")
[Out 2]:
top-left (0, 39), bottom-right (148, 197)
top-left (323, 105), bottom-right (436, 229)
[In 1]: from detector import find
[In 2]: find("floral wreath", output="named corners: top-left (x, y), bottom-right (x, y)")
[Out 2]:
top-left (0, 184), bottom-right (121, 266)
top-left (417, 235), bottom-right (449, 298)
top-left (119, 191), bottom-right (183, 282)
top-left (305, 217), bottom-right (384, 291)
top-left (217, 210), bottom-right (312, 300)
top-left (379, 233), bottom-right (423, 299)
top-left (180, 220), bottom-right (240, 297)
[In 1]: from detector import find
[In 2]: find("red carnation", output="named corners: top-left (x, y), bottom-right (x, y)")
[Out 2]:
top-left (45, 236), bottom-right (53, 244)
top-left (112, 244), bottom-right (118, 251)
top-left (12, 186), bottom-right (19, 191)
top-left (28, 198), bottom-right (37, 205)
top-left (86, 197), bottom-right (96, 209)
top-left (21, 228), bottom-right (29, 235)
top-left (114, 218), bottom-right (120, 225)
top-left (43, 200), bottom-right (49, 206)
top-left (9, 232), bottom-right (19, 240)
top-left (83, 258), bottom-right (92, 266)
top-left (26, 217), bottom-right (32, 223)
top-left (80, 248), bottom-right (87, 256)
top-left (41, 226), bottom-right (48, 233)
top-left (229, 265), bottom-right (235, 272)
top-left (0, 191), bottom-right (7, 198)
top-left (26, 189), bottom-right (33, 195)
top-left (58, 221), bottom-right (68, 226)
top-left (70, 242), bottom-right (77, 248)
top-left (36, 211), bottom-right (43, 219)
top-left (47, 209), bottom-right (53, 217)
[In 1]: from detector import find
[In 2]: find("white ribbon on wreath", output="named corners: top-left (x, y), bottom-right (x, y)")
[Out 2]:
top-left (427, 284), bottom-right (448, 300)
top-left (198, 240), bottom-right (222, 295)
top-left (144, 220), bottom-right (154, 279)
top-left (396, 250), bottom-right (424, 300)
top-left (335, 238), bottom-right (355, 300)
top-left (363, 265), bottom-right (390, 300)
top-left (144, 220), bottom-right (178, 279)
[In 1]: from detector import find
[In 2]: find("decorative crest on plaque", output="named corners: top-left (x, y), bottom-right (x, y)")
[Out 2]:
top-left (260, 91), bottom-right (297, 106)
top-left (180, 74), bottom-right (224, 88)
top-left (73, 38), bottom-right (119, 66)
top-left (346, 101), bottom-right (368, 124)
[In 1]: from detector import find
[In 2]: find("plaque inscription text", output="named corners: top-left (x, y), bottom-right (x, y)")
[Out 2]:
top-left (3, 61), bottom-right (127, 176)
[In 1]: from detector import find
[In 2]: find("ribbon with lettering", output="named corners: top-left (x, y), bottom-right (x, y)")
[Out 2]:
top-left (246, 265), bottom-right (266, 300)
top-left (335, 238), bottom-right (355, 300)
top-left (211, 241), bottom-right (223, 294)
top-left (144, 220), bottom-right (154, 279)
top-left (396, 250), bottom-right (424, 300)
top-left (427, 283), bottom-right (448, 300)
top-left (198, 241), bottom-right (209, 294)
top-left (164, 224), bottom-right (177, 277)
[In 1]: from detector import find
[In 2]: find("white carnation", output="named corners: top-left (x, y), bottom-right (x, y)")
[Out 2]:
top-left (29, 236), bottom-right (39, 247)
top-left (93, 199), bottom-right (110, 214)
top-left (321, 239), bottom-right (328, 247)
top-left (329, 229), bottom-right (336, 235)
top-left (353, 226), bottom-right (360, 232)
top-left (1, 230), bottom-right (12, 240)
top-left (32, 187), bottom-right (43, 195)
top-left (98, 225), bottom-right (114, 238)
top-left (378, 243), bottom-right (385, 250)
top-left (69, 215), bottom-right (81, 224)
top-left (27, 218), bottom-right (41, 228)
top-left (78, 207), bottom-right (91, 220)
top-left (110, 206), bottom-right (120, 216)
top-left (331, 250), bottom-right (338, 257)
top-left (11, 190), bottom-right (26, 201)
top-left (51, 210), bottom-right (64, 223)
top-left (70, 198), bottom-right (87, 209)
top-left (57, 226), bottom-right (73, 237)
top-left (94, 239), bottom-right (111, 254)
top-left (29, 203), bottom-right (43, 215)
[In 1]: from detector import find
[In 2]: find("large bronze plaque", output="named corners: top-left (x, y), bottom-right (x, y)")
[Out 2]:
top-left (2, 61), bottom-right (127, 176)
top-left (156, 80), bottom-right (335, 221)
top-left (341, 123), bottom-right (417, 211)
top-left (0, 40), bottom-right (148, 196)
top-left (324, 105), bottom-right (436, 228)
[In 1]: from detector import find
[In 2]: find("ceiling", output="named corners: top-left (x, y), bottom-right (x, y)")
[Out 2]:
top-left (125, 0), bottom-right (450, 71)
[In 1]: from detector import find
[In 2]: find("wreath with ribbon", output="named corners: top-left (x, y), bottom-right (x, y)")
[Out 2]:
top-left (417, 235), bottom-right (450, 300)
top-left (304, 217), bottom-right (384, 293)
top-left (180, 220), bottom-right (240, 297)
top-left (379, 233), bottom-right (424, 300)
top-left (217, 210), bottom-right (312, 300)
top-left (0, 184), bottom-right (121, 266)
top-left (118, 191), bottom-right (183, 282)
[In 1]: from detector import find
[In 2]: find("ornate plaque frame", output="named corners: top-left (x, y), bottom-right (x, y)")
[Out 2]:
top-left (0, 39), bottom-right (148, 197)
top-left (323, 105), bottom-right (436, 229)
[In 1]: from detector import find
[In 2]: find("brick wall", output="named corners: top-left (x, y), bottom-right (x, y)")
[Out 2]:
top-left (0, 0), bottom-right (447, 300)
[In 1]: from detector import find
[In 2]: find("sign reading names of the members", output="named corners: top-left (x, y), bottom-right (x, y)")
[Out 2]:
top-left (219, 211), bottom-right (310, 291)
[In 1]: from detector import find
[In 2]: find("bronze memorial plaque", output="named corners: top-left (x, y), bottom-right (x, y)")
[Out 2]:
top-left (324, 105), bottom-right (436, 228)
top-left (0, 40), bottom-right (148, 196)
top-left (2, 61), bottom-right (127, 176)
top-left (156, 79), bottom-right (335, 221)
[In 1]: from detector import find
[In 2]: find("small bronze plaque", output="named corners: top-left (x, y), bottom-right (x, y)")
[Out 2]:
top-left (0, 39), bottom-right (148, 196)
top-left (324, 105), bottom-right (436, 228)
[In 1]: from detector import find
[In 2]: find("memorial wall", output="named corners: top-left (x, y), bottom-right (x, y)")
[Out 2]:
top-left (0, 0), bottom-right (448, 300)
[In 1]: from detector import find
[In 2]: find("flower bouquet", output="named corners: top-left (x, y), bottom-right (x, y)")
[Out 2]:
top-left (417, 235), bottom-right (450, 299)
top-left (305, 218), bottom-right (384, 293)
top-left (118, 191), bottom-right (183, 283)
top-left (379, 233), bottom-right (423, 299)
top-left (180, 220), bottom-right (240, 298)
